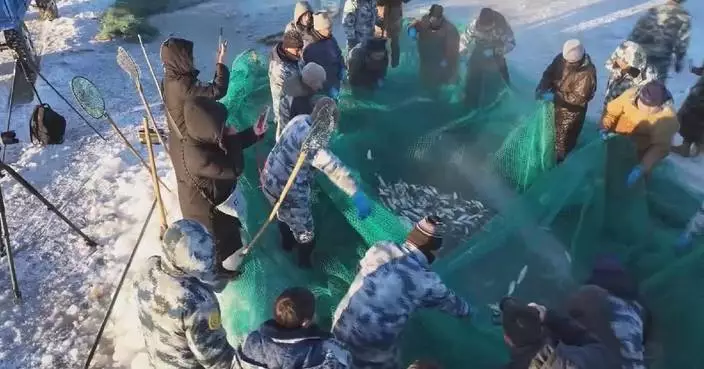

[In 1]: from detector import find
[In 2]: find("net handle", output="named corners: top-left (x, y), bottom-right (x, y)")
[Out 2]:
top-left (70, 77), bottom-right (107, 120)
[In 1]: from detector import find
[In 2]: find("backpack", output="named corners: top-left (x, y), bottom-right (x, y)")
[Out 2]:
top-left (30, 103), bottom-right (66, 145)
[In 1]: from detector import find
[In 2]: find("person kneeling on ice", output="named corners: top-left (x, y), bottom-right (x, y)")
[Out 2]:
top-left (347, 37), bottom-right (389, 93)
top-left (407, 4), bottom-right (461, 92)
top-left (332, 216), bottom-right (471, 369)
top-left (180, 96), bottom-right (268, 277)
top-left (280, 62), bottom-right (327, 126)
top-left (600, 81), bottom-right (679, 188)
top-left (604, 41), bottom-right (658, 105)
top-left (236, 287), bottom-right (351, 368)
top-left (135, 219), bottom-right (239, 369)
top-left (566, 257), bottom-right (651, 369)
top-left (499, 297), bottom-right (615, 369)
top-left (260, 97), bottom-right (372, 268)
top-left (536, 39), bottom-right (597, 164)
top-left (672, 61), bottom-right (704, 157)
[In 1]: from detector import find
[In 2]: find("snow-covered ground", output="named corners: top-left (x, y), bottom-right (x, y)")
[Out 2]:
top-left (0, 0), bottom-right (701, 368)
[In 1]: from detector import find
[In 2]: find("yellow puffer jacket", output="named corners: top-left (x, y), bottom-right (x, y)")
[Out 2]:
top-left (602, 87), bottom-right (679, 171)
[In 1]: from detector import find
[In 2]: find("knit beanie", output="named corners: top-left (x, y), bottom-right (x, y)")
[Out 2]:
top-left (562, 39), bottom-right (585, 63)
top-left (406, 216), bottom-right (443, 252)
top-left (313, 11), bottom-right (333, 32)
top-left (500, 297), bottom-right (544, 347)
top-left (429, 4), bottom-right (444, 18)
top-left (638, 80), bottom-right (669, 107)
top-left (282, 31), bottom-right (304, 49)
top-left (301, 62), bottom-right (327, 90)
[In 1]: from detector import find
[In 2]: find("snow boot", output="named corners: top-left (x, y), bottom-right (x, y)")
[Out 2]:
top-left (278, 221), bottom-right (296, 252)
top-left (297, 239), bottom-right (315, 269)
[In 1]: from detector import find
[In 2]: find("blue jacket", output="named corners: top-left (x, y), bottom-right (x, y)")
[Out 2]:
top-left (237, 320), bottom-right (349, 369)
top-left (303, 33), bottom-right (345, 92)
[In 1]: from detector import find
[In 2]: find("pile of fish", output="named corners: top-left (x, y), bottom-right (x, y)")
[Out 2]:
top-left (376, 175), bottom-right (492, 240)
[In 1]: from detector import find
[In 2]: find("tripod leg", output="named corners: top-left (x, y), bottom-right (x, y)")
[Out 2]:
top-left (0, 185), bottom-right (21, 300)
top-left (0, 163), bottom-right (97, 247)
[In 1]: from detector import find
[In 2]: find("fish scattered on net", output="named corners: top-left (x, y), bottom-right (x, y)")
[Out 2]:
top-left (376, 174), bottom-right (492, 241)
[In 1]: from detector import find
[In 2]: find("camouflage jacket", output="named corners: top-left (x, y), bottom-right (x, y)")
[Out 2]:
top-left (459, 11), bottom-right (515, 57)
top-left (343, 0), bottom-right (379, 43)
top-left (261, 114), bottom-right (358, 204)
top-left (608, 296), bottom-right (646, 369)
top-left (134, 221), bottom-right (236, 369)
top-left (270, 43), bottom-right (302, 130)
top-left (627, 3), bottom-right (691, 61)
top-left (604, 41), bottom-right (658, 104)
top-left (332, 241), bottom-right (470, 367)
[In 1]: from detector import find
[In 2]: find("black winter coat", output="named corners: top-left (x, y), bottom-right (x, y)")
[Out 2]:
top-left (161, 38), bottom-right (230, 154)
top-left (179, 96), bottom-right (259, 270)
top-left (505, 310), bottom-right (617, 369)
top-left (302, 32), bottom-right (345, 93)
top-left (537, 54), bottom-right (597, 162)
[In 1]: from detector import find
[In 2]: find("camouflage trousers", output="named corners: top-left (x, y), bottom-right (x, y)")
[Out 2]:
top-left (648, 56), bottom-right (671, 82)
top-left (262, 185), bottom-right (315, 244)
top-left (349, 344), bottom-right (400, 369)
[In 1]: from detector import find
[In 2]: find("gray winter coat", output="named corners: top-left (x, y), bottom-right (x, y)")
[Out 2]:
top-left (269, 43), bottom-right (302, 131)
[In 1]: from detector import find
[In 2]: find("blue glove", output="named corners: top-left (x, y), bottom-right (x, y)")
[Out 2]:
top-left (407, 27), bottom-right (418, 40)
top-left (330, 87), bottom-right (340, 100)
top-left (440, 59), bottom-right (448, 68)
top-left (377, 79), bottom-right (385, 88)
top-left (352, 192), bottom-right (372, 219)
top-left (338, 68), bottom-right (346, 82)
top-left (626, 165), bottom-right (644, 188)
top-left (599, 129), bottom-right (610, 141)
top-left (483, 49), bottom-right (494, 57)
top-left (675, 232), bottom-right (693, 254)
top-left (541, 92), bottom-right (554, 101)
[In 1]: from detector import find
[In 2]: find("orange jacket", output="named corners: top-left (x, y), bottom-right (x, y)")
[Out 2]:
top-left (601, 87), bottom-right (679, 171)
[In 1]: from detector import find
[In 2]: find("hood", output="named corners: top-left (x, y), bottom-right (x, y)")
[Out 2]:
top-left (183, 96), bottom-right (228, 144)
top-left (294, 1), bottom-right (313, 25)
top-left (613, 41), bottom-right (648, 71)
top-left (161, 38), bottom-right (198, 76)
top-left (259, 319), bottom-right (331, 343)
top-left (283, 74), bottom-right (313, 98)
top-left (161, 219), bottom-right (219, 284)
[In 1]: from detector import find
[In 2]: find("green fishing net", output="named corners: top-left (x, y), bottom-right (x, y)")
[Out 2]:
top-left (218, 24), bottom-right (704, 369)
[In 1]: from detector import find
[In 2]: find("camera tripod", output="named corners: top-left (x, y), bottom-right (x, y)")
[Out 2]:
top-left (0, 161), bottom-right (97, 301)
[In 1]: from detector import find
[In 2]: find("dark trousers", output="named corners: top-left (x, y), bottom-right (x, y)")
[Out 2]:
top-left (464, 50), bottom-right (510, 108)
top-left (554, 104), bottom-right (587, 163)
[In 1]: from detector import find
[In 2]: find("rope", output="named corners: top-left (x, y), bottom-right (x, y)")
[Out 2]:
top-left (83, 198), bottom-right (157, 369)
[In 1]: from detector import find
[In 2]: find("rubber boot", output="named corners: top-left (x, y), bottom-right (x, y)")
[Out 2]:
top-left (278, 221), bottom-right (296, 252)
top-left (297, 239), bottom-right (315, 269)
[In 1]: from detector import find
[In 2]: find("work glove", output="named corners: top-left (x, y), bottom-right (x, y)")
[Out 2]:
top-left (599, 128), bottom-right (612, 141)
top-left (675, 232), bottom-right (693, 254)
top-left (330, 87), bottom-right (340, 100)
top-left (626, 165), bottom-right (644, 188)
top-left (440, 59), bottom-right (448, 68)
top-left (407, 27), bottom-right (418, 40)
top-left (352, 192), bottom-right (372, 219)
top-left (483, 49), bottom-right (494, 58)
top-left (338, 68), bottom-right (346, 82)
top-left (541, 92), bottom-right (554, 101)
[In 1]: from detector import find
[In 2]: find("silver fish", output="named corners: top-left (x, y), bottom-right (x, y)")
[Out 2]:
top-left (517, 265), bottom-right (528, 285)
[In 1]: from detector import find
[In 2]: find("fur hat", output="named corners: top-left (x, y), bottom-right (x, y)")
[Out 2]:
top-left (562, 39), bottom-right (585, 63)
top-left (406, 216), bottom-right (443, 252)
top-left (638, 80), bottom-right (669, 107)
top-left (282, 31), bottom-right (304, 49)
top-left (313, 11), bottom-right (333, 32)
top-left (301, 62), bottom-right (327, 90)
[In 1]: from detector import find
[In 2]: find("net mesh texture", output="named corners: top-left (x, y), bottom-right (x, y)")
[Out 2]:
top-left (217, 23), bottom-right (704, 369)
